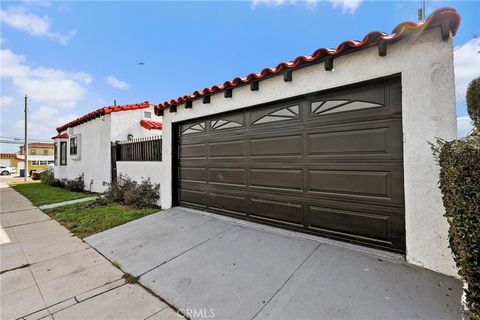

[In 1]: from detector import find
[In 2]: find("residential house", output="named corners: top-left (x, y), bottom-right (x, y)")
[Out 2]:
top-left (52, 102), bottom-right (162, 192)
top-left (16, 143), bottom-right (55, 173)
top-left (0, 153), bottom-right (21, 169)
top-left (152, 8), bottom-right (461, 277)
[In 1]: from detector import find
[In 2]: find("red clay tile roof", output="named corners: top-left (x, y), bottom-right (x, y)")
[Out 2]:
top-left (0, 153), bottom-right (17, 158)
top-left (154, 7), bottom-right (460, 114)
top-left (52, 133), bottom-right (69, 139)
top-left (56, 102), bottom-right (150, 133)
top-left (140, 119), bottom-right (163, 130)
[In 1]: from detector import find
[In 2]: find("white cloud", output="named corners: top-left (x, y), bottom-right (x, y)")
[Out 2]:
top-left (454, 38), bottom-right (480, 102)
top-left (0, 96), bottom-right (14, 109)
top-left (1, 49), bottom-right (92, 108)
top-left (0, 6), bottom-right (76, 45)
top-left (14, 107), bottom-right (78, 138)
top-left (457, 116), bottom-right (474, 138)
top-left (329, 0), bottom-right (362, 13)
top-left (251, 0), bottom-right (363, 13)
top-left (105, 75), bottom-right (131, 89)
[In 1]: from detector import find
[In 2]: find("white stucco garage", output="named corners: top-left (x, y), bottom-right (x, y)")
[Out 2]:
top-left (153, 8), bottom-right (461, 277)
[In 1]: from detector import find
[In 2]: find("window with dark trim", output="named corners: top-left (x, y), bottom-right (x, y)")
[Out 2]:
top-left (181, 121), bottom-right (206, 135)
top-left (310, 99), bottom-right (383, 116)
top-left (70, 137), bottom-right (78, 156)
top-left (60, 141), bottom-right (67, 165)
top-left (251, 105), bottom-right (300, 125)
top-left (54, 142), bottom-right (58, 165)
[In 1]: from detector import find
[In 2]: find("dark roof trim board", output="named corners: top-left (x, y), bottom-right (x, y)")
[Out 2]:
top-left (153, 7), bottom-right (460, 115)
top-left (56, 102), bottom-right (150, 133)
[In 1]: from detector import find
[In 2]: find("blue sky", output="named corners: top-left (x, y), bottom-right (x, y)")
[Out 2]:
top-left (1, 0), bottom-right (479, 153)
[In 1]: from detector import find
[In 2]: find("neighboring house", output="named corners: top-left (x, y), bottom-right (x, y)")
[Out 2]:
top-left (52, 102), bottom-right (162, 192)
top-left (0, 153), bottom-right (21, 169)
top-left (153, 8), bottom-right (461, 277)
top-left (17, 143), bottom-right (55, 173)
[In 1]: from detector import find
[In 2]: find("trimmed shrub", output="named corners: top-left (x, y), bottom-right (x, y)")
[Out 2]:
top-left (64, 174), bottom-right (85, 192)
top-left (124, 178), bottom-right (160, 209)
top-left (467, 77), bottom-right (480, 129)
top-left (39, 169), bottom-right (55, 185)
top-left (104, 175), bottom-right (159, 209)
top-left (433, 137), bottom-right (480, 316)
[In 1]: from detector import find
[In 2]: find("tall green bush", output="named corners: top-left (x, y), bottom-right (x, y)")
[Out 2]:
top-left (433, 138), bottom-right (480, 316)
top-left (432, 77), bottom-right (480, 317)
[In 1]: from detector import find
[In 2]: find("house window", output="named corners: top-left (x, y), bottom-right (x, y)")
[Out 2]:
top-left (32, 161), bottom-right (39, 165)
top-left (310, 99), bottom-right (383, 116)
top-left (54, 142), bottom-right (58, 165)
top-left (60, 141), bottom-right (67, 165)
top-left (44, 149), bottom-right (49, 155)
top-left (181, 122), bottom-right (206, 135)
top-left (144, 111), bottom-right (152, 118)
top-left (70, 137), bottom-right (78, 156)
top-left (30, 149), bottom-right (36, 155)
top-left (251, 105), bottom-right (300, 125)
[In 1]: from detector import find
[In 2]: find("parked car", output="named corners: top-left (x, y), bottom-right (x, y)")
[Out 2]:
top-left (0, 165), bottom-right (16, 175)
top-left (31, 171), bottom-right (42, 180)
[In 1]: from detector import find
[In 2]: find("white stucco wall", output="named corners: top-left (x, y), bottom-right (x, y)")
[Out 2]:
top-left (116, 161), bottom-right (162, 205)
top-left (158, 27), bottom-right (457, 276)
top-left (111, 106), bottom-right (162, 142)
top-left (54, 115), bottom-right (112, 193)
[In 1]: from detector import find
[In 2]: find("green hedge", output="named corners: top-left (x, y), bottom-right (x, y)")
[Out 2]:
top-left (434, 137), bottom-right (480, 316)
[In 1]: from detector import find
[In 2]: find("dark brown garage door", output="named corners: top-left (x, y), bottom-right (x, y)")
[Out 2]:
top-left (174, 77), bottom-right (405, 252)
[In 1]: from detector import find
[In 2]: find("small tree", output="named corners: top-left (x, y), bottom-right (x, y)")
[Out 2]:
top-left (466, 77), bottom-right (480, 130)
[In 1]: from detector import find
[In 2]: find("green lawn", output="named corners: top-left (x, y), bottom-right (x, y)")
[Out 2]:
top-left (44, 201), bottom-right (160, 238)
top-left (9, 181), bottom-right (95, 206)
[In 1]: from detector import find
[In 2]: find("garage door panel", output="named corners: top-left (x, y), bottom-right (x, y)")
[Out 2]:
top-left (179, 167), bottom-right (207, 183)
top-left (307, 128), bottom-right (388, 155)
top-left (179, 143), bottom-right (207, 159)
top-left (308, 169), bottom-right (390, 198)
top-left (209, 140), bottom-right (245, 158)
top-left (250, 197), bottom-right (304, 226)
top-left (209, 168), bottom-right (246, 186)
top-left (179, 189), bottom-right (208, 208)
top-left (209, 192), bottom-right (247, 216)
top-left (306, 120), bottom-right (402, 160)
top-left (250, 168), bottom-right (303, 191)
top-left (175, 77), bottom-right (405, 252)
top-left (250, 135), bottom-right (302, 157)
top-left (308, 205), bottom-right (390, 241)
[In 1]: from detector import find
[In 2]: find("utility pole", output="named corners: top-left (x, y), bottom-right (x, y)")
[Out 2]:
top-left (418, 0), bottom-right (426, 23)
top-left (24, 94), bottom-right (28, 181)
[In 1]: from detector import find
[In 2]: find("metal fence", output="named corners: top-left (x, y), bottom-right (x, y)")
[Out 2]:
top-left (112, 136), bottom-right (162, 162)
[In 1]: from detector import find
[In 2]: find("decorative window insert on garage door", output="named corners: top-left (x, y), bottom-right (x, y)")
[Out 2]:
top-left (174, 76), bottom-right (405, 252)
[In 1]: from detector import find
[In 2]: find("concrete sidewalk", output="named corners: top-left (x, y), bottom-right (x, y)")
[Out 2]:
top-left (87, 207), bottom-right (464, 320)
top-left (0, 182), bottom-right (178, 320)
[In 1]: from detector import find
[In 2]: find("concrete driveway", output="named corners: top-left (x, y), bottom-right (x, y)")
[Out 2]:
top-left (86, 207), bottom-right (463, 320)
